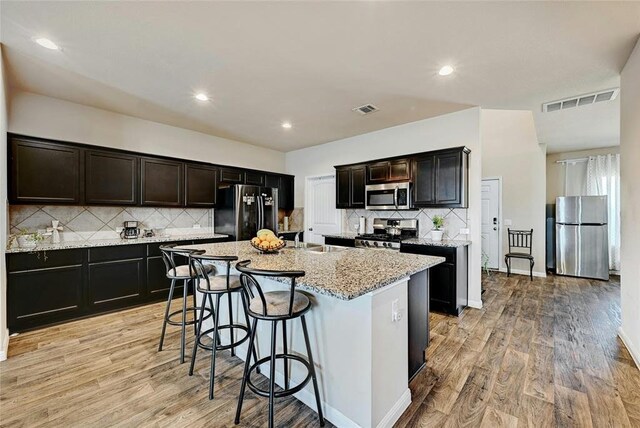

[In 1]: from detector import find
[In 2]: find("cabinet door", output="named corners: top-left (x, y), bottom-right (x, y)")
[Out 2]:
top-left (434, 151), bottom-right (462, 205)
top-left (219, 168), bottom-right (244, 185)
top-left (88, 258), bottom-right (144, 310)
top-left (10, 138), bottom-right (81, 204)
top-left (367, 161), bottom-right (389, 183)
top-left (413, 156), bottom-right (435, 206)
top-left (141, 158), bottom-right (184, 206)
top-left (85, 150), bottom-right (138, 205)
top-left (185, 164), bottom-right (217, 207)
top-left (245, 171), bottom-right (265, 186)
top-left (389, 159), bottom-right (411, 181)
top-left (350, 166), bottom-right (366, 208)
top-left (279, 176), bottom-right (294, 210)
top-left (335, 168), bottom-right (351, 208)
top-left (429, 263), bottom-right (456, 314)
top-left (8, 265), bottom-right (84, 331)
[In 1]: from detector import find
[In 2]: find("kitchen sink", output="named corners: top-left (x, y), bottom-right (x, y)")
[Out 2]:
top-left (303, 245), bottom-right (349, 253)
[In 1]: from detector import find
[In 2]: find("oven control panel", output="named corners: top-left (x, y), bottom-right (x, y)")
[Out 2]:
top-left (355, 239), bottom-right (401, 250)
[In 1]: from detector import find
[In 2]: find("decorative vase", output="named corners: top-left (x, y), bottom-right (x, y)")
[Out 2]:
top-left (18, 236), bottom-right (37, 248)
top-left (431, 230), bottom-right (444, 242)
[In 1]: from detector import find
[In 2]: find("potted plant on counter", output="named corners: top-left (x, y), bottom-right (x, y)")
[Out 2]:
top-left (431, 215), bottom-right (445, 242)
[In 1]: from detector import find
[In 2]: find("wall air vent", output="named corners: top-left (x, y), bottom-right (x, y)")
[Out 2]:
top-left (352, 104), bottom-right (379, 115)
top-left (542, 88), bottom-right (619, 112)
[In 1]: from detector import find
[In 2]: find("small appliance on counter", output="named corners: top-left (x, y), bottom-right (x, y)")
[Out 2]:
top-left (143, 229), bottom-right (155, 238)
top-left (121, 221), bottom-right (140, 239)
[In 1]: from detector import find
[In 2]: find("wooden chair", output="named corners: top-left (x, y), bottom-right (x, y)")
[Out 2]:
top-left (505, 229), bottom-right (534, 280)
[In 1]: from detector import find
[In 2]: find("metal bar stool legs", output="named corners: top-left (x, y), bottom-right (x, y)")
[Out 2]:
top-left (158, 278), bottom-right (177, 352)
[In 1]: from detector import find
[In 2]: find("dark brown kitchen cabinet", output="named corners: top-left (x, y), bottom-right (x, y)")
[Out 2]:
top-left (141, 158), bottom-right (184, 206)
top-left (401, 243), bottom-right (468, 316)
top-left (85, 150), bottom-right (138, 205)
top-left (413, 148), bottom-right (469, 208)
top-left (219, 168), bottom-right (244, 185)
top-left (266, 174), bottom-right (295, 211)
top-left (244, 171), bottom-right (265, 186)
top-left (366, 159), bottom-right (410, 184)
top-left (9, 137), bottom-right (81, 204)
top-left (185, 164), bottom-right (217, 207)
top-left (335, 165), bottom-right (365, 208)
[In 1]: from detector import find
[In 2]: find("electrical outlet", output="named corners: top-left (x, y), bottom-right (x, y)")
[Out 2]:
top-left (460, 228), bottom-right (470, 235)
top-left (193, 223), bottom-right (201, 229)
top-left (391, 299), bottom-right (400, 322)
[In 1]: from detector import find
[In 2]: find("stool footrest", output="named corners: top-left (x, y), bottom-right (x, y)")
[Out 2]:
top-left (195, 324), bottom-right (250, 351)
top-left (247, 353), bottom-right (312, 398)
top-left (165, 307), bottom-right (212, 327)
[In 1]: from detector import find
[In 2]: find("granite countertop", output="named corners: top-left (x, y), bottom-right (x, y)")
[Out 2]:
top-left (6, 233), bottom-right (229, 254)
top-left (176, 240), bottom-right (444, 300)
top-left (401, 238), bottom-right (471, 248)
top-left (322, 233), bottom-right (359, 240)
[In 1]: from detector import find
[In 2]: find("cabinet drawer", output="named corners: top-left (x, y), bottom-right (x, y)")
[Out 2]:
top-left (89, 245), bottom-right (145, 263)
top-left (7, 249), bottom-right (84, 272)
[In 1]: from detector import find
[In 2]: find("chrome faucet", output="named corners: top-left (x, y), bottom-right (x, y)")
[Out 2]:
top-left (294, 232), bottom-right (301, 248)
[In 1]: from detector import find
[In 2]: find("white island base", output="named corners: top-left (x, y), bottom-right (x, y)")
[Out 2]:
top-left (197, 274), bottom-right (411, 428)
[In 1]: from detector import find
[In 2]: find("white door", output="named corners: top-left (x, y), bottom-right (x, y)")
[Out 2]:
top-left (481, 178), bottom-right (501, 269)
top-left (305, 175), bottom-right (342, 244)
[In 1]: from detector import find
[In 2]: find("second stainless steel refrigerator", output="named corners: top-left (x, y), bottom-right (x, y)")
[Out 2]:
top-left (214, 185), bottom-right (278, 240)
top-left (555, 196), bottom-right (609, 280)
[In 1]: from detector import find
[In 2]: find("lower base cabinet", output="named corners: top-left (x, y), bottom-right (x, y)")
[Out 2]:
top-left (401, 244), bottom-right (468, 316)
top-left (6, 237), bottom-right (228, 332)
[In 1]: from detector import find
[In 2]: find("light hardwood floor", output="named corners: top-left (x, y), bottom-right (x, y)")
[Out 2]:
top-left (1, 273), bottom-right (638, 427)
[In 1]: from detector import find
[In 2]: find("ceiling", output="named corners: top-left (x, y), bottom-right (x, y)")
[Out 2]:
top-left (1, 2), bottom-right (638, 153)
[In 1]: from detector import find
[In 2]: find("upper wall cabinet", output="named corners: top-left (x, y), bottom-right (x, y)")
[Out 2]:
top-left (140, 158), bottom-right (184, 206)
top-left (219, 168), bottom-right (244, 186)
top-left (413, 148), bottom-right (469, 208)
top-left (366, 159), bottom-right (411, 184)
top-left (85, 150), bottom-right (138, 205)
top-left (336, 165), bottom-right (365, 208)
top-left (244, 171), bottom-right (265, 186)
top-left (185, 164), bottom-right (217, 207)
top-left (9, 137), bottom-right (82, 204)
top-left (266, 174), bottom-right (295, 211)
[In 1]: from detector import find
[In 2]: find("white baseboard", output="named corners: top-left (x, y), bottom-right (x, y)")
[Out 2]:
top-left (498, 267), bottom-right (547, 278)
top-left (467, 299), bottom-right (483, 309)
top-left (376, 388), bottom-right (411, 428)
top-left (618, 327), bottom-right (640, 369)
top-left (0, 329), bottom-right (9, 362)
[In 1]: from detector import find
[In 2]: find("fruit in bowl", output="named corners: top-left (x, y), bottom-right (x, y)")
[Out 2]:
top-left (250, 229), bottom-right (285, 253)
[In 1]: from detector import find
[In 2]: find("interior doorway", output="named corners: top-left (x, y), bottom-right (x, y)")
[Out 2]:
top-left (481, 178), bottom-right (501, 270)
top-left (304, 174), bottom-right (342, 244)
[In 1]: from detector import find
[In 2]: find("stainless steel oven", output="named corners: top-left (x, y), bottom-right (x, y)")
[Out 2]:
top-left (365, 182), bottom-right (412, 210)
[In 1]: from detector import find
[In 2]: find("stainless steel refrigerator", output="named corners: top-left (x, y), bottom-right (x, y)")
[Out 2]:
top-left (555, 196), bottom-right (609, 280)
top-left (214, 185), bottom-right (278, 241)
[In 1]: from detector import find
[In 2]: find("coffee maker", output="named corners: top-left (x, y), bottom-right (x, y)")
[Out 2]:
top-left (121, 221), bottom-right (140, 239)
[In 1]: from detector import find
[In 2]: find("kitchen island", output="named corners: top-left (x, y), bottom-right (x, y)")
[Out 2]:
top-left (177, 240), bottom-right (444, 428)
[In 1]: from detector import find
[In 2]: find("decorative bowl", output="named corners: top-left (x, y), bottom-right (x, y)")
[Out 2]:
top-left (250, 239), bottom-right (286, 254)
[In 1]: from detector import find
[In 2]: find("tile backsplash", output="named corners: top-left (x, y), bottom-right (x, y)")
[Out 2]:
top-left (343, 208), bottom-right (469, 240)
top-left (9, 205), bottom-right (213, 243)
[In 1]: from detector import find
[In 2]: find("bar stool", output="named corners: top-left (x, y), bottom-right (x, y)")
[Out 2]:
top-left (188, 252), bottom-right (261, 400)
top-left (234, 260), bottom-right (324, 428)
top-left (158, 245), bottom-right (213, 363)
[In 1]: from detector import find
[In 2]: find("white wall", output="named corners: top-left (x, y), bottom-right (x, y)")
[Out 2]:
top-left (9, 92), bottom-right (286, 173)
top-left (546, 146), bottom-right (620, 205)
top-left (285, 108), bottom-right (484, 307)
top-left (620, 39), bottom-right (640, 367)
top-left (481, 109), bottom-right (546, 276)
top-left (1, 46), bottom-right (9, 361)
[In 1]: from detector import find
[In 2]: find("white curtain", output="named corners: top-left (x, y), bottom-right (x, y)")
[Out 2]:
top-left (586, 154), bottom-right (621, 271)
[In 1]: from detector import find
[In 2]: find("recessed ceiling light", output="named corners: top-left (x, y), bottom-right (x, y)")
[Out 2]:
top-left (438, 65), bottom-right (454, 76)
top-left (33, 37), bottom-right (60, 50)
top-left (194, 93), bottom-right (209, 102)
top-left (281, 122), bottom-right (292, 129)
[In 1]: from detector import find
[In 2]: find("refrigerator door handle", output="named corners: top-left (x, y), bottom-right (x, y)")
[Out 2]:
top-left (257, 195), bottom-right (264, 230)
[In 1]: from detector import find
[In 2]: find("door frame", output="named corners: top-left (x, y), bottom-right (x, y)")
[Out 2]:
top-left (481, 176), bottom-right (503, 270)
top-left (304, 174), bottom-right (343, 242)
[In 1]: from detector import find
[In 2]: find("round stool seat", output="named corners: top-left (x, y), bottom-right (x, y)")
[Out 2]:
top-left (249, 291), bottom-right (310, 317)
top-left (166, 264), bottom-right (214, 279)
top-left (197, 274), bottom-right (242, 293)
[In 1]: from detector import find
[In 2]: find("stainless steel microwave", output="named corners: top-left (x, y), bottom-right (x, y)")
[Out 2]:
top-left (365, 182), bottom-right (412, 210)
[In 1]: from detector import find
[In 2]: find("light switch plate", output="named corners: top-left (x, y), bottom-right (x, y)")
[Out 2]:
top-left (504, 219), bottom-right (512, 226)
top-left (460, 228), bottom-right (470, 235)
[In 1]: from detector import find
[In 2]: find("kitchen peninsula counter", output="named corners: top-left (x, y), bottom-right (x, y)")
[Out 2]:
top-left (176, 240), bottom-right (443, 428)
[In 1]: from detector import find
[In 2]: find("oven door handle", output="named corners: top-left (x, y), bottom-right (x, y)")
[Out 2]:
top-left (394, 186), bottom-right (399, 209)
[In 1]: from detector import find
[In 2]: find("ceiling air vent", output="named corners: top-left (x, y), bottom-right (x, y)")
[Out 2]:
top-left (542, 88), bottom-right (619, 112)
top-left (352, 104), bottom-right (379, 115)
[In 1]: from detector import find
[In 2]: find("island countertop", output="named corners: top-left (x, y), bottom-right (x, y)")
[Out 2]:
top-left (177, 240), bottom-right (444, 300)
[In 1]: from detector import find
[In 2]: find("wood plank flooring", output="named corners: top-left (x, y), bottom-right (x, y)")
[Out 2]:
top-left (1, 272), bottom-right (638, 427)
top-left (396, 273), bottom-right (640, 428)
